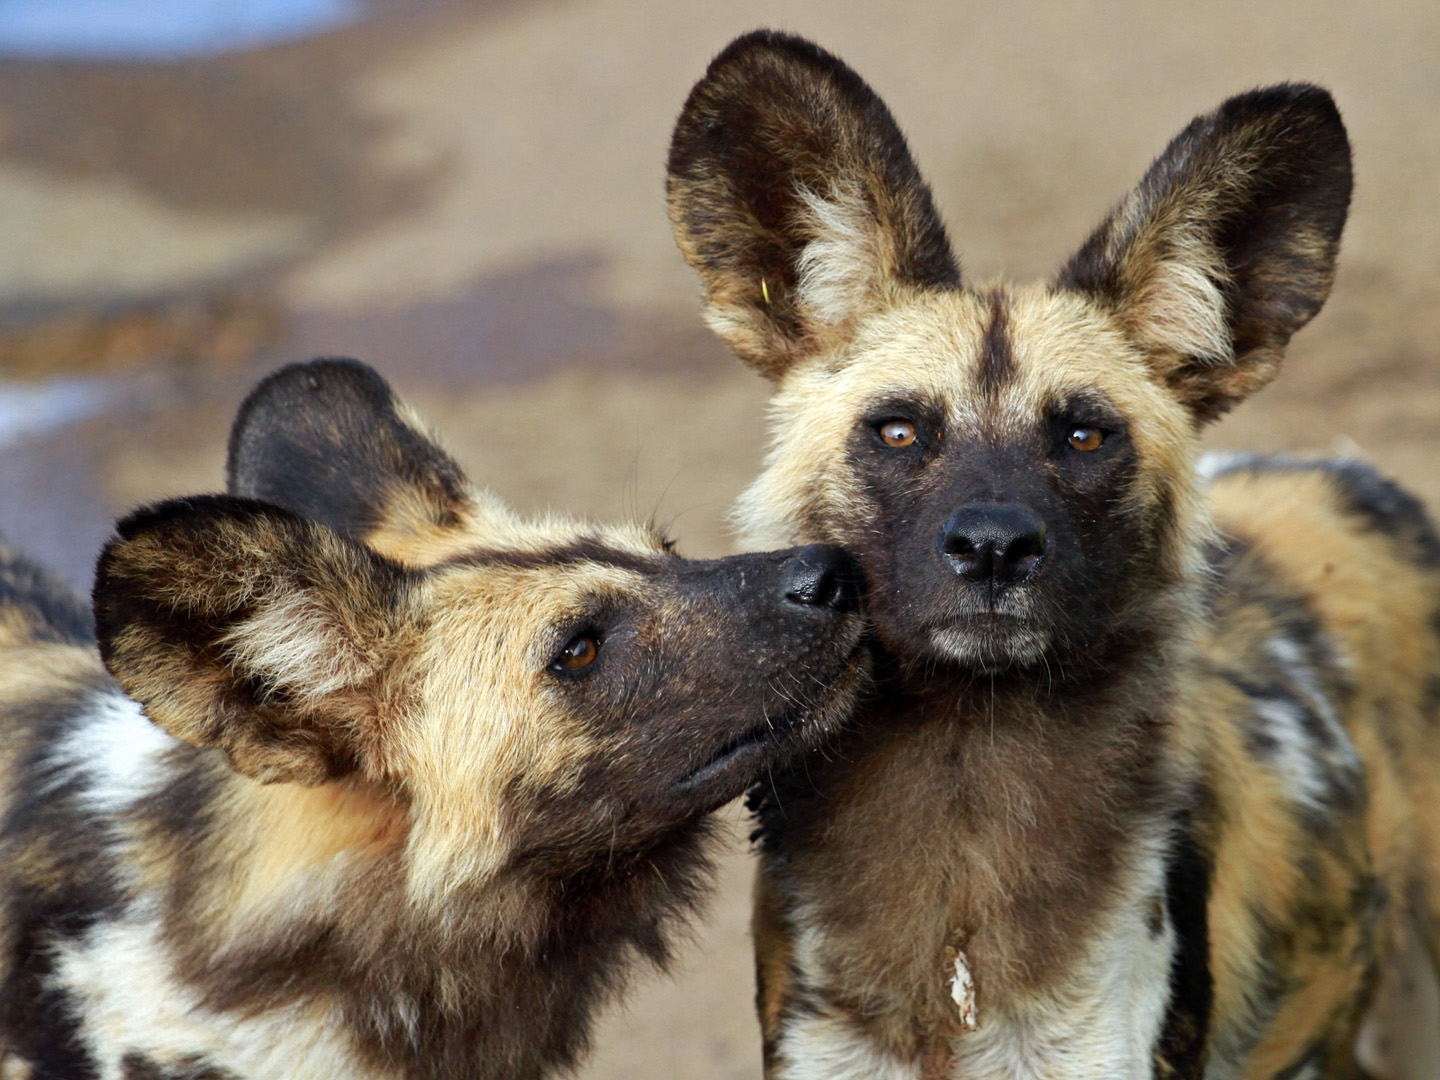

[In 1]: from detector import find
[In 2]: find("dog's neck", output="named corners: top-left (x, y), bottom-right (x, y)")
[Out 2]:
top-left (752, 585), bottom-right (1199, 1054)
top-left (149, 756), bottom-right (713, 1080)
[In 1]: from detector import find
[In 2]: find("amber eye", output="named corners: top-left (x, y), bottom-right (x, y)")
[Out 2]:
top-left (1068, 427), bottom-right (1105, 452)
top-left (554, 635), bottom-right (599, 671)
top-left (879, 420), bottom-right (917, 447)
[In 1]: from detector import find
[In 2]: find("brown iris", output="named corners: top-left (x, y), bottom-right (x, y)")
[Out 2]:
top-left (1068, 427), bottom-right (1105, 452)
top-left (556, 635), bottom-right (599, 670)
top-left (879, 420), bottom-right (916, 447)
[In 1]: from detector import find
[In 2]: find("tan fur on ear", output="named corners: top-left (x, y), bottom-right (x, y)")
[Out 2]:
top-left (794, 180), bottom-right (901, 328)
top-left (667, 30), bottom-right (960, 379)
top-left (1057, 84), bottom-right (1352, 422)
top-left (1107, 217), bottom-right (1233, 367)
top-left (95, 496), bottom-right (417, 785)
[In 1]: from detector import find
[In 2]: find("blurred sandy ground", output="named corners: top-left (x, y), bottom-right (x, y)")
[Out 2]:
top-left (0, 2), bottom-right (1436, 1075)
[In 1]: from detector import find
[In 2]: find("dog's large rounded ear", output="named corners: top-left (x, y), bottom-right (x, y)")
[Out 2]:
top-left (667, 30), bottom-right (960, 379)
top-left (227, 358), bottom-right (477, 550)
top-left (95, 495), bottom-right (416, 785)
top-left (1056, 84), bottom-right (1352, 424)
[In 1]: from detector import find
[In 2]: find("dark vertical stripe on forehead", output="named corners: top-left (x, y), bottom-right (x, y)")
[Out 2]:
top-left (977, 289), bottom-right (1015, 396)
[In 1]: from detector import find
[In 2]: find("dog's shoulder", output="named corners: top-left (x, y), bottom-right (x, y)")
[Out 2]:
top-left (1201, 453), bottom-right (1440, 698)
top-left (1203, 452), bottom-right (1440, 572)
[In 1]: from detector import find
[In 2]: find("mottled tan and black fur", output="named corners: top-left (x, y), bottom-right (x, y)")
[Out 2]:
top-left (668, 31), bottom-right (1440, 1079)
top-left (0, 358), bottom-right (868, 1080)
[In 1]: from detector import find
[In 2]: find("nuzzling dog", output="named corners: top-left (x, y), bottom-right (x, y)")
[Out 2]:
top-left (668, 31), bottom-right (1440, 1079)
top-left (0, 358), bottom-right (868, 1080)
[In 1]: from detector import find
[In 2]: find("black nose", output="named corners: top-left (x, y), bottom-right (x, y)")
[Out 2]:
top-left (936, 505), bottom-right (1048, 586)
top-left (780, 545), bottom-right (861, 613)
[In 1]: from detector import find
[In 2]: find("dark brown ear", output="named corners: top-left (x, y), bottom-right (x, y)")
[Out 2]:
top-left (227, 358), bottom-right (476, 544)
top-left (95, 495), bottom-right (415, 785)
top-left (667, 30), bottom-right (960, 378)
top-left (1057, 84), bottom-right (1352, 423)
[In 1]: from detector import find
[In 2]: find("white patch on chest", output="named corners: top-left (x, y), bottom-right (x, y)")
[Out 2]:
top-left (947, 832), bottom-right (1174, 1079)
top-left (775, 829), bottom-right (1176, 1080)
top-left (776, 1016), bottom-right (922, 1080)
top-left (51, 907), bottom-right (389, 1080)
top-left (773, 908), bottom-right (921, 1080)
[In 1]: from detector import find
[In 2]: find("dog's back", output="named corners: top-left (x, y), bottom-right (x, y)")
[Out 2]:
top-left (0, 541), bottom-right (92, 649)
top-left (0, 541), bottom-right (122, 1074)
top-left (1195, 457), bottom-right (1440, 1076)
top-left (0, 539), bottom-right (98, 817)
top-left (0, 537), bottom-right (102, 812)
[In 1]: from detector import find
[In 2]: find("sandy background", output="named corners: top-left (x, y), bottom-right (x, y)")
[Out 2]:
top-left (2, 2), bottom-right (1437, 1075)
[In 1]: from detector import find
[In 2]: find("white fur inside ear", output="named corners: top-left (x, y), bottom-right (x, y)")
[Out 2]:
top-left (1128, 234), bottom-right (1232, 365)
top-left (224, 593), bottom-right (377, 703)
top-left (796, 182), bottom-right (887, 326)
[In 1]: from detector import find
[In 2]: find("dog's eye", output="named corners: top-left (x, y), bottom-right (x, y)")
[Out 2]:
top-left (1068, 427), bottom-right (1106, 452)
top-left (553, 634), bottom-right (600, 672)
top-left (878, 420), bottom-right (916, 447)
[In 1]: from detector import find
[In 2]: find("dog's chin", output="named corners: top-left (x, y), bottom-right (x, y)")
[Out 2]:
top-left (669, 649), bottom-right (868, 812)
top-left (923, 616), bottom-right (1050, 673)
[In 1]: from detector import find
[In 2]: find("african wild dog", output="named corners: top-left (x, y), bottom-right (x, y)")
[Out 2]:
top-left (667, 30), bottom-right (1440, 1079)
top-left (0, 358), bottom-right (869, 1080)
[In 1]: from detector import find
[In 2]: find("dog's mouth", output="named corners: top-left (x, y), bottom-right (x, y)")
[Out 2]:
top-left (673, 646), bottom-right (866, 797)
top-left (919, 613), bottom-right (1050, 671)
top-left (675, 709), bottom-right (803, 792)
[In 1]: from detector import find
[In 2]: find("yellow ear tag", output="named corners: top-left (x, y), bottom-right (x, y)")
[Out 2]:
top-left (760, 278), bottom-right (771, 306)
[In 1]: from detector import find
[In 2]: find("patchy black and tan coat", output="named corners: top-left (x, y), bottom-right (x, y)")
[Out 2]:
top-left (667, 31), bottom-right (1440, 1079)
top-left (0, 358), bottom-right (869, 1080)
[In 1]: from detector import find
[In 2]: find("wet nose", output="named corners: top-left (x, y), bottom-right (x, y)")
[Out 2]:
top-left (936, 505), bottom-right (1048, 586)
top-left (779, 545), bottom-right (862, 613)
